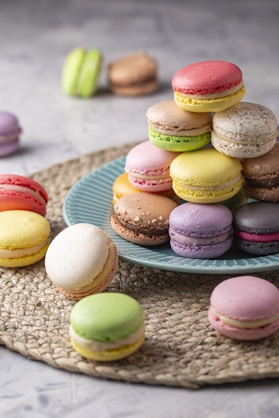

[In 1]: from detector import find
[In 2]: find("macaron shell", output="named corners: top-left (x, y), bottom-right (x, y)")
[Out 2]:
top-left (148, 126), bottom-right (211, 152)
top-left (76, 49), bottom-right (102, 97)
top-left (108, 51), bottom-right (158, 96)
top-left (0, 111), bottom-right (22, 136)
top-left (45, 223), bottom-right (118, 299)
top-left (173, 87), bottom-right (245, 113)
top-left (170, 148), bottom-right (243, 203)
top-left (241, 142), bottom-right (279, 201)
top-left (0, 138), bottom-right (20, 157)
top-left (55, 239), bottom-right (118, 300)
top-left (111, 193), bottom-right (177, 246)
top-left (210, 276), bottom-right (279, 320)
top-left (125, 141), bottom-right (178, 192)
top-left (146, 100), bottom-right (212, 132)
top-left (172, 60), bottom-right (244, 95)
top-left (208, 307), bottom-right (279, 341)
top-left (62, 47), bottom-right (102, 97)
top-left (233, 201), bottom-right (279, 234)
top-left (0, 210), bottom-right (50, 267)
top-left (212, 102), bottom-right (278, 158)
top-left (70, 292), bottom-right (144, 341)
top-left (0, 174), bottom-right (48, 216)
top-left (71, 334), bottom-right (144, 361)
top-left (169, 202), bottom-right (233, 258)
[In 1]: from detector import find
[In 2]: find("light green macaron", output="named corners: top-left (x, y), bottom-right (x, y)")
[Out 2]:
top-left (146, 100), bottom-right (212, 152)
top-left (69, 292), bottom-right (145, 361)
top-left (61, 47), bottom-right (102, 98)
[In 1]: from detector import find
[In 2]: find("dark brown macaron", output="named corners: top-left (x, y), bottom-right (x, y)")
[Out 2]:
top-left (241, 142), bottom-right (279, 202)
top-left (107, 51), bottom-right (158, 96)
top-left (110, 192), bottom-right (177, 246)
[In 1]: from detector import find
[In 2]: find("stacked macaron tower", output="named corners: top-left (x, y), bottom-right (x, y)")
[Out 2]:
top-left (111, 59), bottom-right (279, 261)
top-left (109, 59), bottom-right (279, 342)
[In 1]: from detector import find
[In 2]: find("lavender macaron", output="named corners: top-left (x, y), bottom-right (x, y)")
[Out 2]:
top-left (0, 111), bottom-right (22, 157)
top-left (169, 202), bottom-right (233, 258)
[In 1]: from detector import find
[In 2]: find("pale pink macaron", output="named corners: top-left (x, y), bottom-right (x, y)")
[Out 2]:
top-left (125, 141), bottom-right (179, 192)
top-left (208, 275), bottom-right (279, 340)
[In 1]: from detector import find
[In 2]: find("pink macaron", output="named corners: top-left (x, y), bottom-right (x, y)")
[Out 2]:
top-left (172, 60), bottom-right (246, 113)
top-left (125, 141), bottom-right (179, 192)
top-left (208, 275), bottom-right (279, 340)
top-left (0, 174), bottom-right (48, 216)
top-left (0, 111), bottom-right (22, 157)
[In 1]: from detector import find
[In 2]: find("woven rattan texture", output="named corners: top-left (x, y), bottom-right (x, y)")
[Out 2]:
top-left (0, 143), bottom-right (279, 389)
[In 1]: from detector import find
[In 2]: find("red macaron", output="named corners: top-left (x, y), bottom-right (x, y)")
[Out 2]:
top-left (0, 174), bottom-right (48, 216)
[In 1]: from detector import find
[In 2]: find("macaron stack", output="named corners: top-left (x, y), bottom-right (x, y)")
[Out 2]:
top-left (0, 174), bottom-right (50, 267)
top-left (110, 59), bottom-right (278, 259)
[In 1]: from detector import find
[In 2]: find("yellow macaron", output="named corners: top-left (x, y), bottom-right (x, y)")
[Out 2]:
top-left (0, 210), bottom-right (51, 267)
top-left (170, 148), bottom-right (243, 203)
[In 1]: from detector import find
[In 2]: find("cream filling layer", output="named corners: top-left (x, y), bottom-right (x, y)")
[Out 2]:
top-left (211, 307), bottom-right (279, 329)
top-left (0, 184), bottom-right (46, 204)
top-left (212, 131), bottom-right (278, 144)
top-left (179, 82), bottom-right (244, 99)
top-left (0, 239), bottom-right (48, 258)
top-left (174, 173), bottom-right (242, 191)
top-left (69, 322), bottom-right (145, 352)
top-left (149, 123), bottom-right (212, 137)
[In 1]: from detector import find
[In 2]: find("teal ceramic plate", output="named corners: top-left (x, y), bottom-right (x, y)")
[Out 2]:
top-left (63, 156), bottom-right (279, 274)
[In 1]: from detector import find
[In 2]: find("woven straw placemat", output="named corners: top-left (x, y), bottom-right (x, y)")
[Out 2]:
top-left (1, 143), bottom-right (279, 389)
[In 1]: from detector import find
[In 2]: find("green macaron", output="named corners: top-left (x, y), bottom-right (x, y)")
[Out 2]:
top-left (61, 47), bottom-right (102, 98)
top-left (69, 292), bottom-right (145, 361)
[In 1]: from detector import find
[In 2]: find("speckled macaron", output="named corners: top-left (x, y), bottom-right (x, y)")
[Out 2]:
top-left (211, 102), bottom-right (278, 158)
top-left (110, 192), bottom-right (177, 246)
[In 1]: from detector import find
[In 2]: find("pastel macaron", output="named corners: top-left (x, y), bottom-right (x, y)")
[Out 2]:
top-left (0, 210), bottom-right (50, 267)
top-left (112, 172), bottom-right (178, 205)
top-left (61, 47), bottom-right (102, 98)
top-left (233, 201), bottom-right (279, 256)
top-left (172, 60), bottom-right (246, 112)
top-left (0, 174), bottom-right (48, 216)
top-left (111, 192), bottom-right (177, 246)
top-left (70, 292), bottom-right (145, 361)
top-left (125, 141), bottom-right (179, 192)
top-left (211, 102), bottom-right (278, 158)
top-left (45, 223), bottom-right (118, 300)
top-left (169, 202), bottom-right (233, 258)
top-left (0, 111), bottom-right (22, 157)
top-left (170, 148), bottom-right (243, 203)
top-left (241, 142), bottom-right (279, 202)
top-left (146, 100), bottom-right (212, 152)
top-left (208, 276), bottom-right (279, 340)
top-left (108, 51), bottom-right (158, 96)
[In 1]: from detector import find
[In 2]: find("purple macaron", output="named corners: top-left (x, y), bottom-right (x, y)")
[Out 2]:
top-left (169, 202), bottom-right (233, 258)
top-left (0, 111), bottom-right (22, 157)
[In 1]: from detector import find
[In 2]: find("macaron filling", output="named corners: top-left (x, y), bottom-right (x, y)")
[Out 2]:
top-left (210, 307), bottom-right (279, 330)
top-left (0, 184), bottom-right (47, 205)
top-left (235, 230), bottom-right (279, 242)
top-left (70, 322), bottom-right (145, 352)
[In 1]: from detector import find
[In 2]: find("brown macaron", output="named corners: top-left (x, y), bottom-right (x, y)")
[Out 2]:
top-left (110, 193), bottom-right (177, 246)
top-left (107, 51), bottom-right (158, 96)
top-left (241, 142), bottom-right (279, 202)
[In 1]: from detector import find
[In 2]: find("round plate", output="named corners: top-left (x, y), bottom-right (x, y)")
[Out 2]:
top-left (63, 156), bottom-right (279, 274)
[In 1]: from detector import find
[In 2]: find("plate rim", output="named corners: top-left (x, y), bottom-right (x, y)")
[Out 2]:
top-left (63, 156), bottom-right (279, 274)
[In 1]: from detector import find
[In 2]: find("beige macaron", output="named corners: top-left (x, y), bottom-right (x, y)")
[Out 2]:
top-left (108, 51), bottom-right (158, 96)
